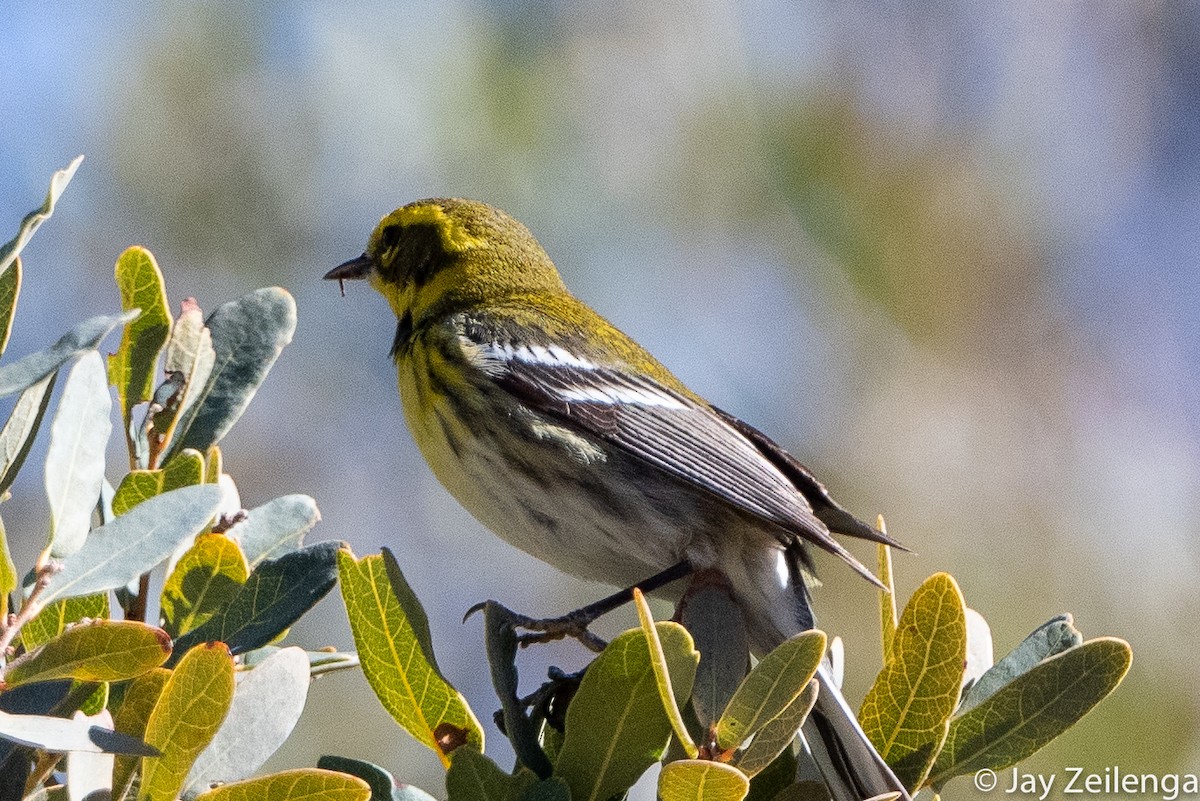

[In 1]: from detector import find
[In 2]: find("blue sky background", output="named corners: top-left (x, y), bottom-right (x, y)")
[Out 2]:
top-left (2, 2), bottom-right (1198, 797)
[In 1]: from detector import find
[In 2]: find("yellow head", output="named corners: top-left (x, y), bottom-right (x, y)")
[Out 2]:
top-left (325, 198), bottom-right (567, 324)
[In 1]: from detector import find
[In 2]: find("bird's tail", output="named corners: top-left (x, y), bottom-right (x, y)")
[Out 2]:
top-left (801, 663), bottom-right (911, 801)
top-left (737, 546), bottom-right (910, 801)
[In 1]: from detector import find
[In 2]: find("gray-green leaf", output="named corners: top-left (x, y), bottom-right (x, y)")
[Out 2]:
top-left (170, 288), bottom-right (296, 456)
top-left (184, 646), bottom-right (310, 794)
top-left (958, 614), bottom-right (1081, 715)
top-left (228, 494), bottom-right (320, 567)
top-left (153, 298), bottom-right (216, 454)
top-left (45, 351), bottom-right (111, 558)
top-left (0, 372), bottom-right (56, 498)
top-left (316, 755), bottom-right (441, 801)
top-left (40, 484), bottom-right (222, 606)
top-left (170, 541), bottom-right (341, 662)
top-left (0, 310), bottom-right (138, 399)
top-left (928, 638), bottom-right (1132, 789)
top-left (0, 708), bottom-right (155, 755)
top-left (67, 712), bottom-right (117, 798)
top-left (683, 584), bottom-right (749, 730)
top-left (0, 155), bottom-right (83, 278)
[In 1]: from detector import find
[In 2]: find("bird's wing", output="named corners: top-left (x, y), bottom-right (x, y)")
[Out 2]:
top-left (710, 406), bottom-right (904, 550)
top-left (455, 318), bottom-right (882, 583)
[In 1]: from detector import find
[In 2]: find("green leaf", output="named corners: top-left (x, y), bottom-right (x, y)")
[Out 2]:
top-left (0, 708), bottom-right (155, 755)
top-left (45, 351), bottom-right (111, 558)
top-left (77, 681), bottom-right (109, 716)
top-left (742, 743), bottom-right (798, 801)
top-left (4, 620), bottom-right (170, 687)
top-left (553, 623), bottom-right (699, 801)
top-left (193, 769), bottom-right (371, 801)
top-left (40, 484), bottom-right (223, 606)
top-left (170, 540), bottom-right (340, 664)
top-left (112, 667), bottom-right (171, 799)
top-left (140, 642), bottom-right (235, 801)
top-left (859, 572), bottom-right (966, 791)
top-left (204, 444), bottom-right (223, 484)
top-left (958, 614), bottom-right (1081, 715)
top-left (634, 588), bottom-right (697, 757)
top-left (160, 532), bottom-right (249, 639)
top-left (0, 155), bottom-right (82, 278)
top-left (0, 372), bottom-right (57, 499)
top-left (112, 448), bottom-right (205, 516)
top-left (0, 310), bottom-right (138, 399)
top-left (380, 548), bottom-right (438, 670)
top-left (0, 256), bottom-right (20, 361)
top-left (109, 246), bottom-right (172, 439)
top-left (519, 778), bottom-right (570, 801)
top-left (21, 593), bottom-right (110, 651)
top-left (716, 630), bottom-right (826, 751)
top-left (767, 783), bottom-right (837, 801)
top-left (230, 493), bottom-right (320, 567)
top-left (184, 646), bottom-right (310, 793)
top-left (928, 637), bottom-right (1132, 789)
top-left (446, 746), bottom-right (535, 801)
top-left (659, 760), bottom-right (750, 801)
top-left (682, 583), bottom-right (749, 730)
top-left (170, 287), bottom-right (296, 456)
top-left (317, 755), bottom-right (440, 801)
top-left (0, 514), bottom-right (15, 619)
top-left (878, 541), bottom-right (897, 658)
top-left (337, 549), bottom-right (483, 767)
top-left (731, 678), bottom-right (818, 778)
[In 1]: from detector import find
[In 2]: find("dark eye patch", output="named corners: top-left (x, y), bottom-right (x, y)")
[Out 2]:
top-left (374, 221), bottom-right (449, 288)
top-left (380, 224), bottom-right (402, 249)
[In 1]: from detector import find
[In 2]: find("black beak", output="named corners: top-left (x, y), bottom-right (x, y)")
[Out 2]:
top-left (325, 254), bottom-right (374, 296)
top-left (324, 254), bottom-right (374, 282)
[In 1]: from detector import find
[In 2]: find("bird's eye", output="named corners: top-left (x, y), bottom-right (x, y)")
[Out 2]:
top-left (380, 224), bottom-right (402, 249)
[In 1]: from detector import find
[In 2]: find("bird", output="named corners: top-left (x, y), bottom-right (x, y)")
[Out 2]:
top-left (327, 198), bottom-right (909, 801)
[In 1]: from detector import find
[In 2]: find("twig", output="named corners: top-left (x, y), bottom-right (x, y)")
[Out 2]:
top-left (0, 556), bottom-right (60, 666)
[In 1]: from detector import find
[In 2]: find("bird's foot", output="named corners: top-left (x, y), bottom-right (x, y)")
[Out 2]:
top-left (464, 601), bottom-right (608, 652)
top-left (464, 563), bottom-right (694, 654)
top-left (509, 609), bottom-right (609, 652)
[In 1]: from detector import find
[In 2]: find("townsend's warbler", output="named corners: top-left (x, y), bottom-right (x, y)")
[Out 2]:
top-left (328, 198), bottom-right (907, 801)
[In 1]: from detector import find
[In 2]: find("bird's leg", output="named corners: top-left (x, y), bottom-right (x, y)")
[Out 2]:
top-left (467, 561), bottom-right (693, 652)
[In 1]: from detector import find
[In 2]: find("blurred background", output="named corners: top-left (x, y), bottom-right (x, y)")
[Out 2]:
top-left (2, 2), bottom-right (1197, 798)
